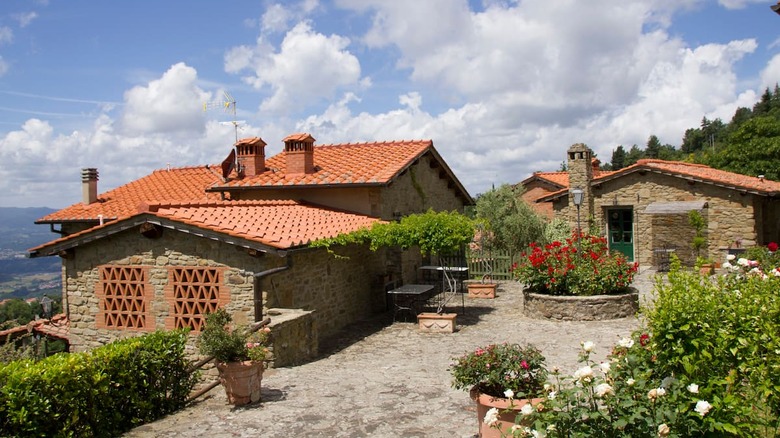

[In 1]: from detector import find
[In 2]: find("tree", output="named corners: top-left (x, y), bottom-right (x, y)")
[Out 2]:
top-left (0, 299), bottom-right (34, 326)
top-left (625, 145), bottom-right (644, 166)
top-left (610, 146), bottom-right (626, 170)
top-left (645, 135), bottom-right (662, 159)
top-left (474, 184), bottom-right (546, 256)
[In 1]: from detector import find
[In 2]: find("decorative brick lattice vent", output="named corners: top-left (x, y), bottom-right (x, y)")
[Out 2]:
top-left (165, 266), bottom-right (229, 331)
top-left (96, 266), bottom-right (153, 330)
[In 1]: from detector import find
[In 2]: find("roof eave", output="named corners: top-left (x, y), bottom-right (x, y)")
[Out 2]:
top-left (29, 214), bottom-right (285, 258)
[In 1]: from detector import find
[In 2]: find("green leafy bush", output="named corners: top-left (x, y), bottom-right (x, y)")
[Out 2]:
top-left (0, 330), bottom-right (197, 437)
top-left (198, 308), bottom-right (271, 363)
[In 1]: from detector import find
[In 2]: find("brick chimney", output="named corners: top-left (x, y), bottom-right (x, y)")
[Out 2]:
top-left (236, 137), bottom-right (267, 177)
top-left (81, 168), bottom-right (98, 205)
top-left (283, 133), bottom-right (315, 175)
top-left (566, 143), bottom-right (594, 222)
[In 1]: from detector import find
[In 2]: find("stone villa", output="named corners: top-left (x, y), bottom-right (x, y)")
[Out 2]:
top-left (519, 143), bottom-right (780, 268)
top-left (29, 134), bottom-right (471, 365)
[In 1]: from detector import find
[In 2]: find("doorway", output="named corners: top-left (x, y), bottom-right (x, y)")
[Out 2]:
top-left (608, 208), bottom-right (634, 261)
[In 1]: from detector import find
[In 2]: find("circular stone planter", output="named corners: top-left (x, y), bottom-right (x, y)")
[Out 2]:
top-left (523, 288), bottom-right (639, 321)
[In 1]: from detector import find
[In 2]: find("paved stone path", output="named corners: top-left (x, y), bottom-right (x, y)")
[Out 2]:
top-left (124, 270), bottom-right (658, 438)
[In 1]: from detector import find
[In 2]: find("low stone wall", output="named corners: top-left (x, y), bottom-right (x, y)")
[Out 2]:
top-left (266, 308), bottom-right (317, 368)
top-left (523, 289), bottom-right (639, 321)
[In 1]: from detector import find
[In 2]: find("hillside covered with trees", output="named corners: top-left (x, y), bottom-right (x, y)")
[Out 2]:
top-left (604, 85), bottom-right (780, 181)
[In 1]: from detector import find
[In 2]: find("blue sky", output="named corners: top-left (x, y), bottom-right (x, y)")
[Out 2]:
top-left (1, 0), bottom-right (778, 208)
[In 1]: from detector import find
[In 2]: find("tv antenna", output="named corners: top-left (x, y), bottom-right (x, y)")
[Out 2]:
top-left (203, 91), bottom-right (245, 143)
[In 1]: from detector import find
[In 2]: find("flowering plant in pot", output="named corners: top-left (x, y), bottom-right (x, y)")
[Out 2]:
top-left (512, 233), bottom-right (638, 296)
top-left (450, 343), bottom-right (547, 437)
top-left (198, 308), bottom-right (271, 405)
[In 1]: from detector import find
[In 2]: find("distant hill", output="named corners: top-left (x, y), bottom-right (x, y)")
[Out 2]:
top-left (0, 207), bottom-right (61, 299)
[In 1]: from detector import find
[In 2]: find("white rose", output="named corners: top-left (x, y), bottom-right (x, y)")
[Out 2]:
top-left (695, 400), bottom-right (713, 417)
top-left (599, 362), bottom-right (611, 373)
top-left (726, 254), bottom-right (736, 261)
top-left (483, 407), bottom-right (500, 425)
top-left (595, 383), bottom-right (613, 398)
top-left (582, 341), bottom-right (595, 352)
top-left (573, 365), bottom-right (594, 382)
top-left (737, 258), bottom-right (749, 266)
top-left (687, 383), bottom-right (699, 394)
top-left (626, 378), bottom-right (635, 386)
top-left (618, 337), bottom-right (634, 348)
top-left (521, 403), bottom-right (534, 416)
top-left (504, 389), bottom-right (514, 399)
top-left (658, 423), bottom-right (670, 437)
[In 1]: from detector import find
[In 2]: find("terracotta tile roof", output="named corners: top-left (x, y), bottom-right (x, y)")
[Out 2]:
top-left (30, 200), bottom-right (382, 254)
top-left (213, 140), bottom-right (433, 189)
top-left (531, 159), bottom-right (780, 202)
top-left (0, 313), bottom-right (69, 343)
top-left (633, 159), bottom-right (780, 194)
top-left (37, 166), bottom-right (225, 223)
top-left (533, 171), bottom-right (569, 187)
top-left (153, 200), bottom-right (381, 249)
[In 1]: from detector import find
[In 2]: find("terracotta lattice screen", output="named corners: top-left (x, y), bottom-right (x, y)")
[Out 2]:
top-left (164, 266), bottom-right (229, 331)
top-left (96, 265), bottom-right (153, 331)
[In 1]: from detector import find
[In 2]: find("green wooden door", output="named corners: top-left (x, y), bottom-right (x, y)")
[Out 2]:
top-left (608, 208), bottom-right (634, 261)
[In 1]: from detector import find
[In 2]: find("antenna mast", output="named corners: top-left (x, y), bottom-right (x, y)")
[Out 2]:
top-left (203, 91), bottom-right (244, 143)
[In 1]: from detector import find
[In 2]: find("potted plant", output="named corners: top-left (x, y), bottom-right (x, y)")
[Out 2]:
top-left (688, 210), bottom-right (714, 275)
top-left (465, 222), bottom-right (499, 299)
top-left (451, 343), bottom-right (547, 438)
top-left (198, 308), bottom-right (271, 406)
top-left (512, 233), bottom-right (640, 320)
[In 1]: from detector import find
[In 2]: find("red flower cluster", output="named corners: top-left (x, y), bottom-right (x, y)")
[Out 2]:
top-left (512, 232), bottom-right (638, 296)
top-left (768, 242), bottom-right (778, 252)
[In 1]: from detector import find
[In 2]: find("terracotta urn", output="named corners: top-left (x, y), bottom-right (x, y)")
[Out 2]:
top-left (215, 360), bottom-right (264, 406)
top-left (470, 387), bottom-right (543, 438)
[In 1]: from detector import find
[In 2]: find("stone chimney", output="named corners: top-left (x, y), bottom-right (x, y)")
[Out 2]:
top-left (283, 133), bottom-right (315, 175)
top-left (566, 143), bottom-right (594, 224)
top-left (236, 136), bottom-right (267, 177)
top-left (81, 168), bottom-right (99, 205)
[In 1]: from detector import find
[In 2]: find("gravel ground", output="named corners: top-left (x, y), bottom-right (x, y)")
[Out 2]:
top-left (124, 269), bottom-right (659, 438)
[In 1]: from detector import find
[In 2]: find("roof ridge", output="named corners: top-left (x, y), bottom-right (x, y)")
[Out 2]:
top-left (314, 139), bottom-right (431, 148)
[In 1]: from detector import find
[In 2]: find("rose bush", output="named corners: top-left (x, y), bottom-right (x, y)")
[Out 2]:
top-left (450, 343), bottom-right (547, 399)
top-left (512, 233), bottom-right (638, 296)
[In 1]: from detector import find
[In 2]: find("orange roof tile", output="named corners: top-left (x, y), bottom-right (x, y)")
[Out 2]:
top-left (214, 140), bottom-right (433, 189)
top-left (0, 313), bottom-right (69, 342)
top-left (37, 165), bottom-right (225, 223)
top-left (633, 159), bottom-right (780, 193)
top-left (531, 159), bottom-right (780, 202)
top-left (31, 200), bottom-right (383, 254)
top-left (154, 200), bottom-right (381, 249)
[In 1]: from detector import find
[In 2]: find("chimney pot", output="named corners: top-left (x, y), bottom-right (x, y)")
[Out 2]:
top-left (81, 168), bottom-right (99, 205)
top-left (235, 137), bottom-right (267, 177)
top-left (283, 133), bottom-right (316, 175)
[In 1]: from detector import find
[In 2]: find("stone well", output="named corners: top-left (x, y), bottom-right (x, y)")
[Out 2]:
top-left (523, 289), bottom-right (639, 321)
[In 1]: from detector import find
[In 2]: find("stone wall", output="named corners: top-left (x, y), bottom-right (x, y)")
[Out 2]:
top-left (264, 243), bottom-right (389, 339)
top-left (379, 153), bottom-right (468, 218)
top-left (61, 225), bottom-right (396, 366)
top-left (553, 171), bottom-right (759, 267)
top-left (523, 290), bottom-right (639, 321)
top-left (63, 227), bottom-right (262, 353)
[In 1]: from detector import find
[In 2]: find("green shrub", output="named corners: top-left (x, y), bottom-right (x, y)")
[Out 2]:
top-left (0, 330), bottom-right (198, 437)
top-left (645, 257), bottom-right (780, 435)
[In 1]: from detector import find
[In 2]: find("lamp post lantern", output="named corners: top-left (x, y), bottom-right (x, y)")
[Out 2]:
top-left (571, 187), bottom-right (584, 251)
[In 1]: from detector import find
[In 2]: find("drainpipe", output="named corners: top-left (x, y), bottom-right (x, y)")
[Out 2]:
top-left (252, 257), bottom-right (292, 322)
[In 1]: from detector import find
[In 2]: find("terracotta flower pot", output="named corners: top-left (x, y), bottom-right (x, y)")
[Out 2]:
top-left (416, 312), bottom-right (456, 333)
top-left (466, 281), bottom-right (497, 299)
top-left (215, 360), bottom-right (264, 406)
top-left (470, 387), bottom-right (542, 438)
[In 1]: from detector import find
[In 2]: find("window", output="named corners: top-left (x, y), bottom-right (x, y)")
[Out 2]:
top-left (166, 266), bottom-right (226, 331)
top-left (96, 266), bottom-right (152, 330)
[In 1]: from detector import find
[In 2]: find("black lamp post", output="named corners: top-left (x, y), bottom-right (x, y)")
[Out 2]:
top-left (772, 1), bottom-right (780, 15)
top-left (571, 187), bottom-right (584, 251)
